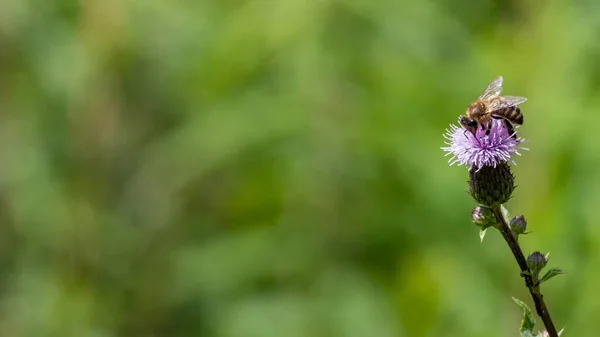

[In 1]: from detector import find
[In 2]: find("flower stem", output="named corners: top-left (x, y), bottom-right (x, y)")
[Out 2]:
top-left (491, 206), bottom-right (558, 337)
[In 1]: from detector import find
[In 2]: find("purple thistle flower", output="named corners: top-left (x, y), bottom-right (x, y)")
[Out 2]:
top-left (442, 118), bottom-right (524, 170)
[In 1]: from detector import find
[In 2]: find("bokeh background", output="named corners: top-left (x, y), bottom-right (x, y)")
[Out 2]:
top-left (0, 0), bottom-right (598, 336)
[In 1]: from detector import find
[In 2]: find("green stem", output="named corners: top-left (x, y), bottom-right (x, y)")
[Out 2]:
top-left (491, 206), bottom-right (558, 337)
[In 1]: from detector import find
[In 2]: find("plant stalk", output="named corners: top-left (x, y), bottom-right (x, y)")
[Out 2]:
top-left (491, 206), bottom-right (558, 337)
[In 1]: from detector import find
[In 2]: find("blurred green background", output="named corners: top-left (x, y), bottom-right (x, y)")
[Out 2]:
top-left (0, 0), bottom-right (597, 336)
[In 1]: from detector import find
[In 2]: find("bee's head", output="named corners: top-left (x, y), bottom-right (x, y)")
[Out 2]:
top-left (460, 116), bottom-right (477, 129)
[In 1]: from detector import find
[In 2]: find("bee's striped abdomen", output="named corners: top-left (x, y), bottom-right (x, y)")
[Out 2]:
top-left (510, 107), bottom-right (523, 125)
top-left (492, 106), bottom-right (523, 125)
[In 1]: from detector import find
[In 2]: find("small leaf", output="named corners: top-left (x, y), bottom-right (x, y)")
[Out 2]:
top-left (539, 268), bottom-right (565, 284)
top-left (479, 228), bottom-right (488, 243)
top-left (532, 328), bottom-right (564, 337)
top-left (513, 297), bottom-right (535, 334)
top-left (545, 252), bottom-right (551, 262)
top-left (501, 205), bottom-right (511, 222)
top-left (520, 270), bottom-right (533, 278)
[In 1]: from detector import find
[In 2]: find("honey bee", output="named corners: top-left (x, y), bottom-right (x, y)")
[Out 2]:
top-left (460, 76), bottom-right (526, 138)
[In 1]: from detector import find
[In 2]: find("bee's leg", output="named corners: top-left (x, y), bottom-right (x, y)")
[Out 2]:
top-left (484, 120), bottom-right (493, 136)
top-left (492, 115), bottom-right (517, 139)
top-left (504, 120), bottom-right (517, 140)
top-left (465, 129), bottom-right (481, 145)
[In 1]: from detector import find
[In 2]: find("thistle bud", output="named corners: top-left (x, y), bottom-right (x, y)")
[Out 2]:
top-left (510, 215), bottom-right (527, 234)
top-left (468, 162), bottom-right (515, 207)
top-left (471, 206), bottom-right (496, 228)
top-left (527, 251), bottom-right (548, 273)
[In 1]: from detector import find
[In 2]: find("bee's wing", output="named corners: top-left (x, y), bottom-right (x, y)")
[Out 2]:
top-left (478, 76), bottom-right (504, 101)
top-left (488, 96), bottom-right (528, 111)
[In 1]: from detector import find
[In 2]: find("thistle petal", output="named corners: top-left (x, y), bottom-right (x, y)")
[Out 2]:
top-left (441, 118), bottom-right (524, 170)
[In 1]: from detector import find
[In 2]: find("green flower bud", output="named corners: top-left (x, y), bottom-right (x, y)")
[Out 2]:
top-left (468, 162), bottom-right (515, 207)
top-left (510, 215), bottom-right (527, 234)
top-left (472, 206), bottom-right (496, 228)
top-left (527, 251), bottom-right (548, 273)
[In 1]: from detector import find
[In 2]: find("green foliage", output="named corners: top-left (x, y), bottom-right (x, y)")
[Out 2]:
top-left (539, 268), bottom-right (565, 284)
top-left (480, 227), bottom-right (488, 243)
top-left (513, 298), bottom-right (565, 337)
top-left (513, 297), bottom-right (536, 336)
top-left (0, 0), bottom-right (592, 336)
top-left (501, 205), bottom-right (511, 223)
